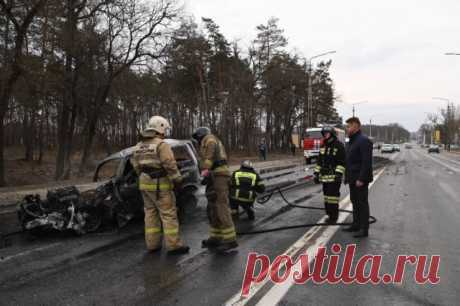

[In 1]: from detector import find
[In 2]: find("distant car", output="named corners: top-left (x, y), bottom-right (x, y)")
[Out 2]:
top-left (393, 144), bottom-right (400, 152)
top-left (381, 144), bottom-right (394, 153)
top-left (405, 143), bottom-right (412, 149)
top-left (428, 144), bottom-right (440, 154)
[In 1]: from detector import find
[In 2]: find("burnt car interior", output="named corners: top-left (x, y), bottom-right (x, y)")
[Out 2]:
top-left (17, 141), bottom-right (201, 236)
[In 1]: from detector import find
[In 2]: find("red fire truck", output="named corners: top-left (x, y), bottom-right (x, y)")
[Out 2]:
top-left (303, 127), bottom-right (346, 164)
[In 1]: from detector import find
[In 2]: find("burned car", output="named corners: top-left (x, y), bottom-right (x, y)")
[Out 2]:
top-left (18, 139), bottom-right (201, 235)
top-left (93, 139), bottom-right (201, 217)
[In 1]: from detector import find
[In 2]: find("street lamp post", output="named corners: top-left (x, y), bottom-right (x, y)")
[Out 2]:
top-left (369, 115), bottom-right (378, 139)
top-left (367, 114), bottom-right (382, 139)
top-left (305, 51), bottom-right (336, 128)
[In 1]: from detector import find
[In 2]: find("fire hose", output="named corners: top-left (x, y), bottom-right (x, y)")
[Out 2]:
top-left (236, 186), bottom-right (377, 236)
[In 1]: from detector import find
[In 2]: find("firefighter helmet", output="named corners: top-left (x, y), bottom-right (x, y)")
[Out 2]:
top-left (192, 127), bottom-right (211, 144)
top-left (142, 116), bottom-right (171, 137)
top-left (321, 126), bottom-right (336, 138)
top-left (241, 160), bottom-right (254, 170)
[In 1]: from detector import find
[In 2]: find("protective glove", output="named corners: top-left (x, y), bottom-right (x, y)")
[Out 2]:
top-left (313, 173), bottom-right (320, 184)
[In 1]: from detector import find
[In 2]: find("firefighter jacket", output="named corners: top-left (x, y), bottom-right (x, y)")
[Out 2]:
top-left (200, 134), bottom-right (230, 176)
top-left (314, 137), bottom-right (346, 183)
top-left (230, 168), bottom-right (265, 203)
top-left (130, 137), bottom-right (182, 192)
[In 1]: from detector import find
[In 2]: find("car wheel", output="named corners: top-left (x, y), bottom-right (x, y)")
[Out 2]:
top-left (176, 186), bottom-right (198, 212)
top-left (80, 206), bottom-right (102, 233)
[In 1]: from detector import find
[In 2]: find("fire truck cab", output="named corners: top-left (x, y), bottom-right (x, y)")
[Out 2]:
top-left (303, 127), bottom-right (345, 164)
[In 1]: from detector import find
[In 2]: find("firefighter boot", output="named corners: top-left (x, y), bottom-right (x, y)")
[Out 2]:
top-left (202, 237), bottom-right (221, 248)
top-left (167, 245), bottom-right (190, 255)
top-left (342, 226), bottom-right (360, 232)
top-left (245, 206), bottom-right (255, 220)
top-left (326, 204), bottom-right (339, 224)
top-left (216, 240), bottom-right (239, 253)
top-left (353, 228), bottom-right (369, 238)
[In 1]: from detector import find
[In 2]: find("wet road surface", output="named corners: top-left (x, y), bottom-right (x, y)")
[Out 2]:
top-left (1, 149), bottom-right (458, 305)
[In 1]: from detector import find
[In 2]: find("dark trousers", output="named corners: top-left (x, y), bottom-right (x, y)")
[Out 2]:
top-left (349, 182), bottom-right (370, 229)
top-left (230, 199), bottom-right (254, 214)
top-left (260, 150), bottom-right (267, 161)
top-left (322, 182), bottom-right (340, 221)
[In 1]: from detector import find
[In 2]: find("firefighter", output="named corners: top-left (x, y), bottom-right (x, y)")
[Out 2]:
top-left (130, 116), bottom-right (189, 255)
top-left (192, 127), bottom-right (238, 252)
top-left (229, 160), bottom-right (265, 220)
top-left (313, 126), bottom-right (346, 224)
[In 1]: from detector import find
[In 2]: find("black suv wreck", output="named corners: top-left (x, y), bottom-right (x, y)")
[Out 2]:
top-left (18, 140), bottom-right (201, 235)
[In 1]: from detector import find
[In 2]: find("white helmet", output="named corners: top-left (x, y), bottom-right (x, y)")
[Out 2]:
top-left (142, 116), bottom-right (171, 137)
top-left (241, 160), bottom-right (254, 170)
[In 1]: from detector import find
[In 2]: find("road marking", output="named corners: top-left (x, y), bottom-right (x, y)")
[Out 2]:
top-left (0, 243), bottom-right (62, 263)
top-left (224, 167), bottom-right (387, 306)
top-left (415, 150), bottom-right (459, 173)
top-left (433, 154), bottom-right (460, 167)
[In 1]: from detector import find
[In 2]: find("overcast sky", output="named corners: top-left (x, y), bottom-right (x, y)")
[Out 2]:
top-left (184, 0), bottom-right (460, 131)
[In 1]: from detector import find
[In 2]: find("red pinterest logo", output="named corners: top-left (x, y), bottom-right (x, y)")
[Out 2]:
top-left (241, 244), bottom-right (441, 297)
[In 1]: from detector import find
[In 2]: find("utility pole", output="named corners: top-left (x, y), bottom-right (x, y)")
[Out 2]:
top-left (369, 118), bottom-right (372, 138)
top-left (350, 101), bottom-right (368, 117)
top-left (368, 114), bottom-right (379, 139)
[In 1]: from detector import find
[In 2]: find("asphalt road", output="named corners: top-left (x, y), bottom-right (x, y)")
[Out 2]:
top-left (1, 148), bottom-right (459, 305)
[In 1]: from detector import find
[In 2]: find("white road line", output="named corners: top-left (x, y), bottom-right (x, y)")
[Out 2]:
top-left (415, 150), bottom-right (459, 173)
top-left (224, 167), bottom-right (387, 306)
top-left (0, 243), bottom-right (62, 263)
top-left (434, 154), bottom-right (460, 167)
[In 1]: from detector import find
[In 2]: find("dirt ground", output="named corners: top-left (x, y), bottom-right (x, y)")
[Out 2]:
top-left (2, 146), bottom-right (300, 190)
top-left (3, 146), bottom-right (114, 189)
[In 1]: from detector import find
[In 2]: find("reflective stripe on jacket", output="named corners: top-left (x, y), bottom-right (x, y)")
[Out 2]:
top-left (314, 138), bottom-right (346, 183)
top-left (230, 168), bottom-right (265, 202)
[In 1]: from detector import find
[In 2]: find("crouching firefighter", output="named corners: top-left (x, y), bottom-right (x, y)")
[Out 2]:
top-left (313, 126), bottom-right (346, 224)
top-left (192, 127), bottom-right (238, 253)
top-left (130, 116), bottom-right (190, 255)
top-left (229, 160), bottom-right (265, 220)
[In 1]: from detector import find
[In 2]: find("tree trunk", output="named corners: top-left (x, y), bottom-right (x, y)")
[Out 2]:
top-left (79, 84), bottom-right (111, 173)
top-left (56, 0), bottom-right (77, 180)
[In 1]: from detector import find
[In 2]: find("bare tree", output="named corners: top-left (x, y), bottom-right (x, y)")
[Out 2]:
top-left (0, 0), bottom-right (47, 186)
top-left (78, 0), bottom-right (179, 172)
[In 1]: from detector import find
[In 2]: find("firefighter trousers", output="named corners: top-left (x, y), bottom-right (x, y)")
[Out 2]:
top-left (322, 182), bottom-right (341, 221)
top-left (230, 199), bottom-right (255, 218)
top-left (205, 175), bottom-right (237, 243)
top-left (141, 190), bottom-right (185, 251)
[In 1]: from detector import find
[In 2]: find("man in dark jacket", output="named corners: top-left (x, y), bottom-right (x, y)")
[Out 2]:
top-left (229, 160), bottom-right (265, 220)
top-left (343, 117), bottom-right (373, 238)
